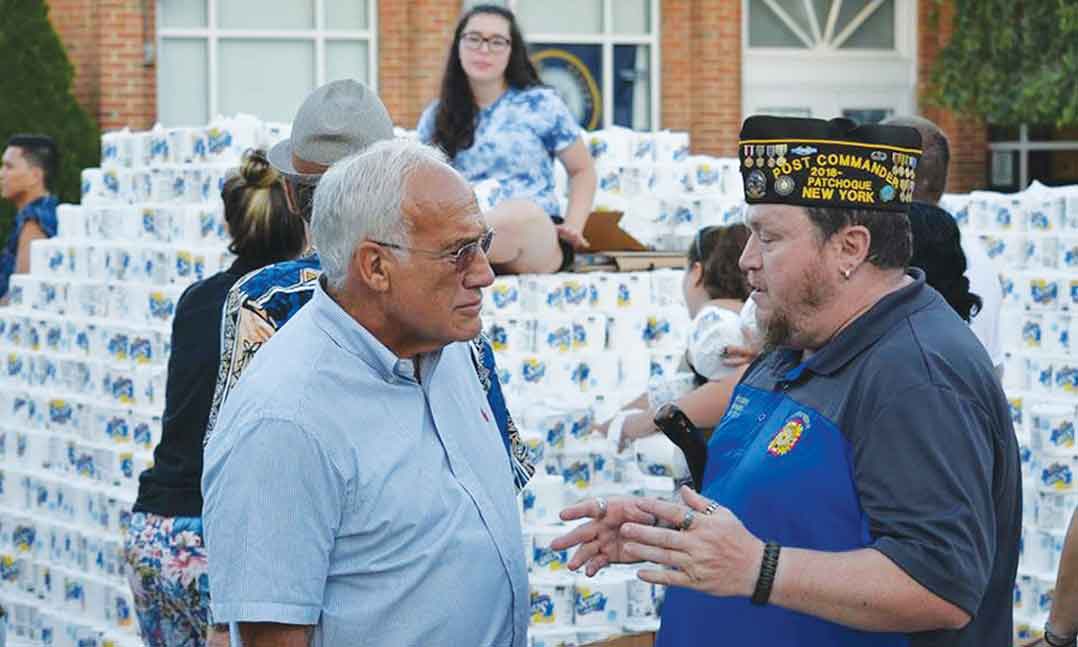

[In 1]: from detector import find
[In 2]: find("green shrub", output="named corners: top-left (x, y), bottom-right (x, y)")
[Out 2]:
top-left (0, 0), bottom-right (100, 236)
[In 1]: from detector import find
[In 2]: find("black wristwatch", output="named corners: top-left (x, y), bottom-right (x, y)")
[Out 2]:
top-left (751, 541), bottom-right (781, 605)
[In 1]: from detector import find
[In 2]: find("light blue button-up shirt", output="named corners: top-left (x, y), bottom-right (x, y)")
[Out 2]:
top-left (202, 280), bottom-right (529, 647)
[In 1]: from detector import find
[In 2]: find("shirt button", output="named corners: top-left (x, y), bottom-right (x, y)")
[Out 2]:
top-left (757, 413), bottom-right (767, 422)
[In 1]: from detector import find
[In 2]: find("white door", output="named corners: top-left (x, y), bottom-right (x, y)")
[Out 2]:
top-left (742, 0), bottom-right (917, 124)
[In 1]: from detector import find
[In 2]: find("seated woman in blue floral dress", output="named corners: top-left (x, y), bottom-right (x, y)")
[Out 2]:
top-left (418, 4), bottom-right (597, 274)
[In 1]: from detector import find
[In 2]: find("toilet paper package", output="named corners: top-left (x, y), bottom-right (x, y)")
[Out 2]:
top-left (485, 276), bottom-right (522, 315)
top-left (1038, 455), bottom-right (1077, 493)
top-left (1014, 573), bottom-right (1037, 618)
top-left (571, 314), bottom-right (607, 352)
top-left (1031, 403), bottom-right (1077, 455)
top-left (587, 128), bottom-right (633, 165)
top-left (589, 273), bottom-right (651, 311)
top-left (531, 526), bottom-right (573, 574)
top-left (1025, 275), bottom-right (1062, 310)
top-left (650, 269), bottom-right (685, 310)
top-left (1060, 236), bottom-right (1078, 269)
top-left (535, 316), bottom-right (575, 355)
top-left (573, 572), bottom-right (630, 626)
top-left (560, 276), bottom-right (593, 313)
top-left (1055, 361), bottom-right (1078, 394)
top-left (529, 576), bottom-right (575, 626)
top-left (522, 473), bottom-right (566, 526)
top-left (521, 275), bottom-right (567, 313)
top-left (655, 131), bottom-right (690, 165)
top-left (1036, 491), bottom-right (1078, 532)
top-left (634, 434), bottom-right (690, 481)
top-left (559, 450), bottom-right (593, 491)
top-left (1029, 356), bottom-right (1055, 395)
top-left (559, 353), bottom-right (619, 394)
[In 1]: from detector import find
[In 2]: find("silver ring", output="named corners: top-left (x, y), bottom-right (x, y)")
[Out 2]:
top-left (595, 496), bottom-right (608, 520)
top-left (703, 501), bottom-right (719, 515)
top-left (679, 509), bottom-right (696, 531)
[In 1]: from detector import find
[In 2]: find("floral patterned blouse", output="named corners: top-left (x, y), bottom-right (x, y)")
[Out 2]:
top-left (417, 86), bottom-right (581, 220)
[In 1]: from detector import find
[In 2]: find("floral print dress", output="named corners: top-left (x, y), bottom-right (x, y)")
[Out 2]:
top-left (417, 86), bottom-right (581, 220)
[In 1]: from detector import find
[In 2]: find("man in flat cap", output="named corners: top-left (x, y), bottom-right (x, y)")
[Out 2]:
top-left (553, 116), bottom-right (1020, 646)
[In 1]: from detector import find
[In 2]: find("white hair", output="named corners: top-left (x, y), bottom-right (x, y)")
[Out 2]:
top-left (311, 138), bottom-right (450, 290)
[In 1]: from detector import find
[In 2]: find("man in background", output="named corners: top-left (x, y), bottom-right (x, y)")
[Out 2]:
top-left (0, 134), bottom-right (59, 301)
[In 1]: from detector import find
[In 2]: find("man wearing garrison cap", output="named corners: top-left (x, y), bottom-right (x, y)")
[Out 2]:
top-left (552, 117), bottom-right (1020, 647)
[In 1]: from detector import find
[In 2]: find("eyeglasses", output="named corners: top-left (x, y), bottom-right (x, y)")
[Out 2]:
top-left (461, 32), bottom-right (511, 53)
top-left (371, 229), bottom-right (495, 273)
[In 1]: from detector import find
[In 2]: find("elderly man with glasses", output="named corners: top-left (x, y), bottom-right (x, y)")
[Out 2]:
top-left (203, 138), bottom-right (529, 646)
top-left (203, 80), bottom-right (532, 488)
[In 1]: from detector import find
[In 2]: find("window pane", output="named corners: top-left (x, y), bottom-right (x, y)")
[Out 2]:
top-left (218, 0), bottom-right (314, 30)
top-left (1032, 150), bottom-right (1078, 187)
top-left (160, 0), bottom-right (207, 28)
top-left (614, 45), bottom-right (650, 130)
top-left (159, 39), bottom-right (208, 126)
top-left (531, 44), bottom-right (603, 129)
top-left (516, 0), bottom-right (602, 35)
top-left (219, 40), bottom-right (314, 123)
top-left (748, 0), bottom-right (807, 47)
top-left (612, 0), bottom-right (650, 35)
top-left (839, 0), bottom-right (894, 48)
top-left (326, 40), bottom-right (370, 85)
top-left (771, 0), bottom-right (815, 38)
top-left (325, 0), bottom-right (369, 30)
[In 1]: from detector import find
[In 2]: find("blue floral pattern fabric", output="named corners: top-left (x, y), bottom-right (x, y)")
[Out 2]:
top-left (0, 194), bottom-right (59, 299)
top-left (417, 86), bottom-right (581, 219)
top-left (124, 512), bottom-right (211, 647)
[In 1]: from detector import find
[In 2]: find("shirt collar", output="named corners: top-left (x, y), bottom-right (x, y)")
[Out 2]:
top-left (309, 277), bottom-right (441, 384)
top-left (778, 267), bottom-right (933, 381)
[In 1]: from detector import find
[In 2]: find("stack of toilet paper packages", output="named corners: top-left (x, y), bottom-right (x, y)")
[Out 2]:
top-left (0, 116), bottom-right (294, 646)
top-left (586, 127), bottom-right (745, 252)
top-left (945, 183), bottom-right (1078, 642)
top-left (486, 270), bottom-right (696, 644)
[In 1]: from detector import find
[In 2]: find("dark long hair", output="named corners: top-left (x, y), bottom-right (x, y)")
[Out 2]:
top-left (432, 4), bottom-right (541, 159)
top-left (907, 202), bottom-right (982, 322)
top-left (687, 224), bottom-right (752, 301)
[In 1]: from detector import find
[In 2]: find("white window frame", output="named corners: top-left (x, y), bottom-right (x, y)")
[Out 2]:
top-left (741, 0), bottom-right (918, 121)
top-left (156, 0), bottom-right (379, 121)
top-left (989, 125), bottom-right (1078, 189)
top-left (505, 0), bottom-right (662, 131)
top-left (743, 0), bottom-right (916, 57)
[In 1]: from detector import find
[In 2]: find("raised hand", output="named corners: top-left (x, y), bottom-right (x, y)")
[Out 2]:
top-left (624, 486), bottom-right (764, 598)
top-left (551, 496), bottom-right (660, 576)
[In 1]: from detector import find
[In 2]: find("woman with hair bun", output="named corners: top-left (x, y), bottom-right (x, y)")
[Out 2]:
top-left (418, 3), bottom-right (597, 274)
top-left (124, 149), bottom-right (304, 646)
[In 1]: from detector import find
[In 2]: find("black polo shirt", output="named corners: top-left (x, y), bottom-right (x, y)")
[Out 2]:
top-left (134, 258), bottom-right (261, 518)
top-left (659, 269), bottom-right (1021, 646)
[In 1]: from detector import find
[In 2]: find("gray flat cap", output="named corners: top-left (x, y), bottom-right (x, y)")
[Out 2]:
top-left (268, 79), bottom-right (394, 181)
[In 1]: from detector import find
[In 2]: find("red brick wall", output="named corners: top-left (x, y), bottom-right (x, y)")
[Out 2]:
top-left (378, 0), bottom-right (458, 129)
top-left (48, 0), bottom-right (156, 132)
top-left (917, 0), bottom-right (987, 193)
top-left (662, 0), bottom-right (742, 157)
top-left (45, 0), bottom-right (985, 189)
